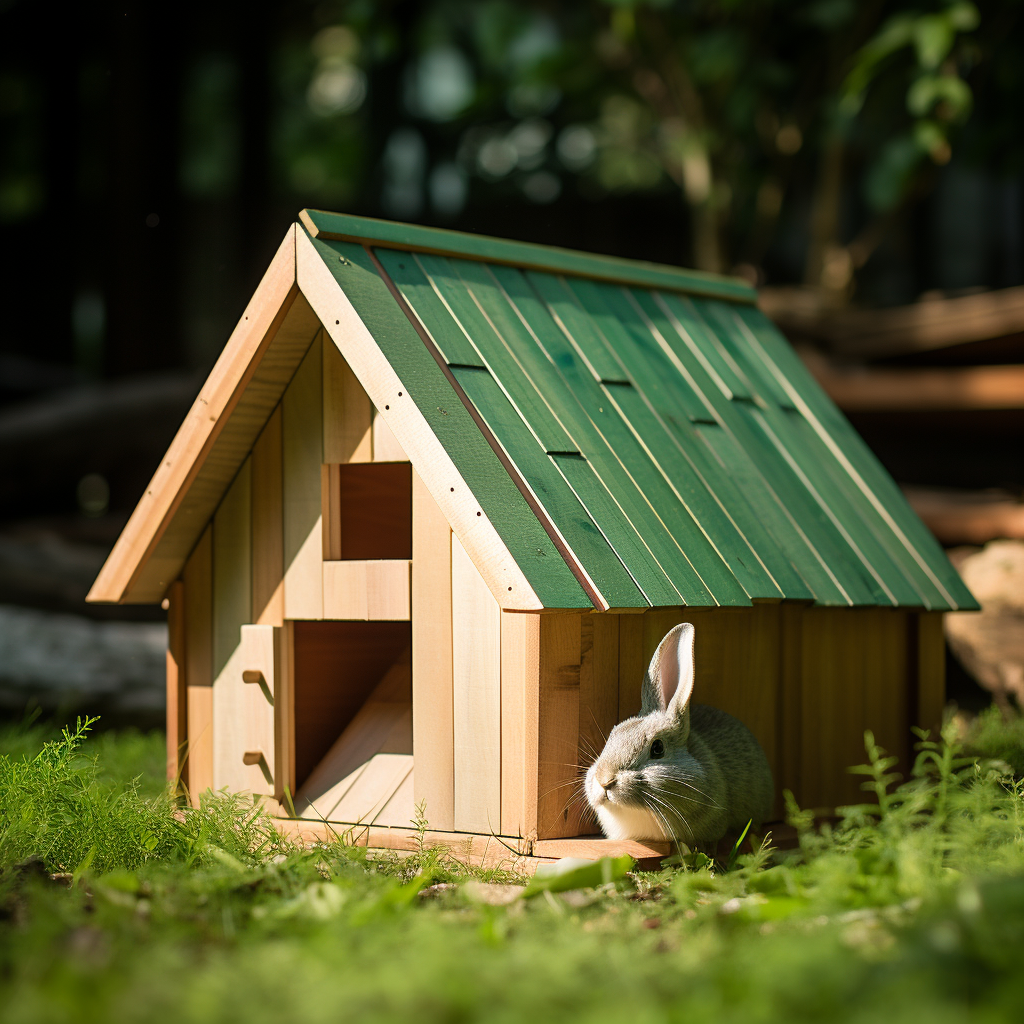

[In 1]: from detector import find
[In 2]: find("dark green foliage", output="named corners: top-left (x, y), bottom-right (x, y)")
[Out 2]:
top-left (1, 716), bottom-right (1023, 1024)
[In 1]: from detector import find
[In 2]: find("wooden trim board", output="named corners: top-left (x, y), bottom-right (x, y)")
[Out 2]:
top-left (452, 533), bottom-right (502, 834)
top-left (323, 330), bottom-right (373, 463)
top-left (212, 459), bottom-right (256, 793)
top-left (252, 406), bottom-right (284, 626)
top-left (500, 610), bottom-right (538, 838)
top-left (89, 225), bottom-right (322, 604)
top-left (275, 818), bottom-right (671, 872)
top-left (283, 333), bottom-right (324, 620)
top-left (536, 613), bottom-right (584, 839)
top-left (183, 526), bottom-right (213, 804)
top-left (165, 580), bottom-right (186, 787)
top-left (322, 559), bottom-right (412, 620)
top-left (412, 470), bottom-right (455, 831)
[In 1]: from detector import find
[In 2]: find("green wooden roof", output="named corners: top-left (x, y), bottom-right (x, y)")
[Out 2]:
top-left (303, 210), bottom-right (977, 612)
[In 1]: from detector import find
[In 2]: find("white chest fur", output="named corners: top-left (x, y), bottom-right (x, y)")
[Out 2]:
top-left (594, 801), bottom-right (670, 842)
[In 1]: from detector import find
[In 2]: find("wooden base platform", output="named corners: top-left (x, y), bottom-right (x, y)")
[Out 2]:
top-left (275, 818), bottom-right (673, 873)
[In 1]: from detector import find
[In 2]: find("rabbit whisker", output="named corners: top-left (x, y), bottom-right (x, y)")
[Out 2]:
top-left (585, 704), bottom-right (610, 746)
top-left (644, 789), bottom-right (684, 833)
top-left (643, 791), bottom-right (689, 846)
top-left (654, 772), bottom-right (724, 811)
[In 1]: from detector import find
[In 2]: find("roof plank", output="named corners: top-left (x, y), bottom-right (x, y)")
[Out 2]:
top-left (444, 260), bottom-right (687, 607)
top-left (374, 248), bottom-right (485, 368)
top-left (483, 263), bottom-right (752, 607)
top-left (630, 287), bottom-right (886, 606)
top-left (733, 305), bottom-right (978, 611)
top-left (301, 209), bottom-right (757, 304)
top-left (408, 252), bottom-right (577, 455)
top-left (563, 279), bottom-right (814, 602)
top-left (301, 233), bottom-right (592, 610)
top-left (539, 275), bottom-right (786, 601)
top-left (451, 366), bottom-right (648, 609)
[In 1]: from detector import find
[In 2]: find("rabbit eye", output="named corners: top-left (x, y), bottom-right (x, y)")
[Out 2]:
top-left (650, 739), bottom-right (665, 759)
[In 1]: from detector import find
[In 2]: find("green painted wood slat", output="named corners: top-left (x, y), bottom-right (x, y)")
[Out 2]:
top-left (411, 252), bottom-right (578, 455)
top-left (438, 260), bottom-right (687, 608)
top-left (744, 402), bottom-right (924, 608)
top-left (694, 422), bottom-right (852, 606)
top-left (310, 236), bottom-right (591, 609)
top-left (374, 248), bottom-right (485, 367)
top-left (695, 297), bottom-right (943, 605)
top-left (656, 292), bottom-right (754, 401)
top-left (556, 276), bottom-right (822, 601)
top-left (527, 272), bottom-right (784, 601)
top-left (733, 305), bottom-right (977, 611)
top-left (302, 209), bottom-right (757, 304)
top-left (450, 366), bottom-right (648, 609)
top-left (482, 262), bottom-right (751, 607)
top-left (630, 287), bottom-right (885, 606)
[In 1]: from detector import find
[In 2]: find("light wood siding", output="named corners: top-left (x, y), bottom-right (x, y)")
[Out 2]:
top-left (411, 472), bottom-right (455, 831)
top-left (535, 613), bottom-right (584, 839)
top-left (183, 526), bottom-right (213, 804)
top-left (451, 533), bottom-right (502, 834)
top-left (323, 331), bottom-right (372, 464)
top-left (283, 332), bottom-right (324, 619)
top-left (212, 459), bottom-right (254, 792)
top-left (252, 405), bottom-right (284, 626)
top-left (166, 580), bottom-right (186, 787)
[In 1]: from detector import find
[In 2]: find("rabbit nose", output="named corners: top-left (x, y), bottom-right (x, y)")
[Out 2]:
top-left (596, 772), bottom-right (617, 792)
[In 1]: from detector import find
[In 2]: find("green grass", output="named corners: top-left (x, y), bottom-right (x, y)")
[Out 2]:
top-left (2, 715), bottom-right (1024, 1024)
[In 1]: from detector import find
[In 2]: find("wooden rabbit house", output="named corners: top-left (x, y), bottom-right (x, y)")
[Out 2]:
top-left (89, 211), bottom-right (977, 863)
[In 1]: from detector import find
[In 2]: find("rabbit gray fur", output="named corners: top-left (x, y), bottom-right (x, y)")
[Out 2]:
top-left (584, 622), bottom-right (773, 845)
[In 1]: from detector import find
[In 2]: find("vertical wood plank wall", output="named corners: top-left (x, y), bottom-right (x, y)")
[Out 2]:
top-left (916, 612), bottom-right (946, 737)
top-left (411, 471), bottom-right (455, 831)
top-left (323, 335), bottom-right (372, 464)
top-left (451, 534), bottom-right (502, 834)
top-left (500, 611), bottom-right (537, 837)
top-left (183, 526), bottom-right (213, 805)
top-left (799, 607), bottom-right (910, 808)
top-left (212, 459), bottom-right (254, 793)
top-left (283, 333), bottom-right (324, 620)
top-left (165, 580), bottom-right (186, 786)
top-left (252, 407), bottom-right (284, 627)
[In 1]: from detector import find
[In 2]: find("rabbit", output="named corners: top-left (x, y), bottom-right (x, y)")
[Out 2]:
top-left (584, 622), bottom-right (773, 846)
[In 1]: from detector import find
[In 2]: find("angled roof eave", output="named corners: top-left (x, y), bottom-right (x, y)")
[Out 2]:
top-left (88, 225), bottom-right (322, 604)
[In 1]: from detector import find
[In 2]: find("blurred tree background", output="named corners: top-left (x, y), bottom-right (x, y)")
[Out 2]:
top-left (0, 0), bottom-right (1022, 519)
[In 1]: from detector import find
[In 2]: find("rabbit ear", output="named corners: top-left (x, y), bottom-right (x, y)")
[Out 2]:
top-left (641, 623), bottom-right (696, 717)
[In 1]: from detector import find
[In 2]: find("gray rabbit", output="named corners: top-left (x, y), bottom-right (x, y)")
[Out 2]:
top-left (585, 622), bottom-right (773, 845)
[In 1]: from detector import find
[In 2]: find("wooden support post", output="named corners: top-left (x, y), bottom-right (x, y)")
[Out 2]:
top-left (536, 613), bottom-right (583, 839)
top-left (501, 610), bottom-right (539, 837)
top-left (166, 579), bottom-right (187, 788)
top-left (278, 621), bottom-right (296, 809)
top-left (183, 526), bottom-right (213, 805)
top-left (252, 405), bottom-right (284, 626)
top-left (283, 332), bottom-right (324, 620)
top-left (452, 533), bottom-right (502, 834)
top-left (212, 459), bottom-right (253, 792)
top-left (411, 471), bottom-right (455, 831)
